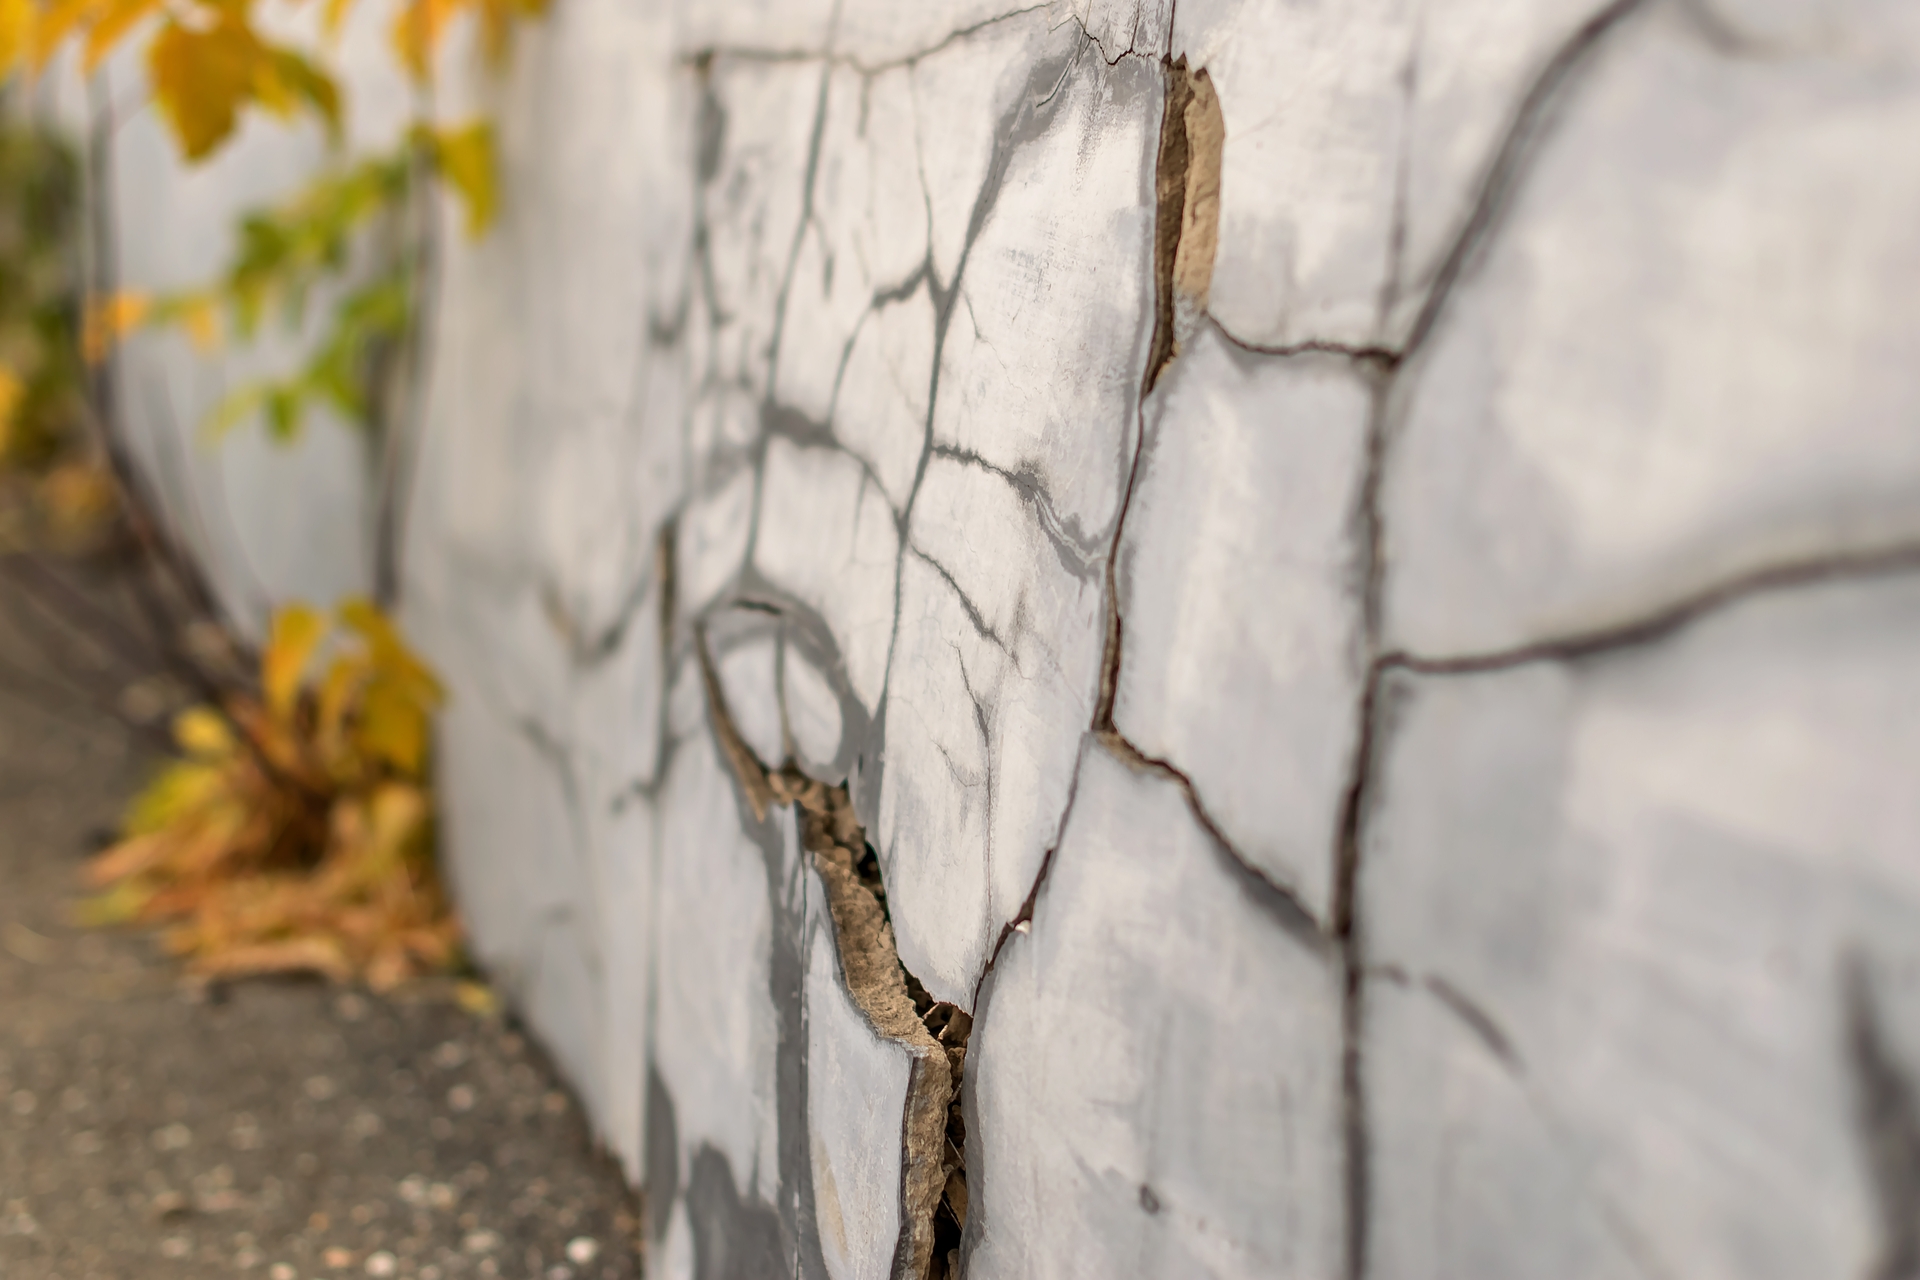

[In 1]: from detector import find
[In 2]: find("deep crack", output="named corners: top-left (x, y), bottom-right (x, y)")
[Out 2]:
top-left (699, 629), bottom-right (963, 1280)
top-left (1143, 55), bottom-right (1223, 395)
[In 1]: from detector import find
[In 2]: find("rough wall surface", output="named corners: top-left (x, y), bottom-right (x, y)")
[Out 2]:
top-left (108, 0), bottom-right (1920, 1276)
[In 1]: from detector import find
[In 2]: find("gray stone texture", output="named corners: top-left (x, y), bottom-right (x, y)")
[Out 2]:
top-left (1115, 330), bottom-right (1372, 919)
top-left (99, 0), bottom-right (1920, 1274)
top-left (1362, 576), bottom-right (1920, 1280)
top-left (967, 739), bottom-right (1343, 1277)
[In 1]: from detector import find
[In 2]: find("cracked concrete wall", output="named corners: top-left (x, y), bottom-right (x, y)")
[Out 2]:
top-left (110, 0), bottom-right (1920, 1275)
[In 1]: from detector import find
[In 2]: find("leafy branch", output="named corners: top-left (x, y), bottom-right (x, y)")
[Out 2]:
top-left (150, 121), bottom-right (496, 444)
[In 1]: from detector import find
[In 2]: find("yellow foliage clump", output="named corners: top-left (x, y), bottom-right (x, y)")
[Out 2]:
top-left (85, 598), bottom-right (458, 990)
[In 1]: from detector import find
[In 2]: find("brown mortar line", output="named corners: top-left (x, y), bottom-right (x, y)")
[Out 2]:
top-left (697, 629), bottom-right (959, 1280)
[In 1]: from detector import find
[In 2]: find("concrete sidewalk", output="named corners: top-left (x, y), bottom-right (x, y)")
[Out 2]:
top-left (0, 563), bottom-right (643, 1280)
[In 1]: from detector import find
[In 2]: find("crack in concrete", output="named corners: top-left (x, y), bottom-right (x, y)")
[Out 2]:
top-left (1330, 655), bottom-right (1393, 1280)
top-left (1061, 1), bottom-right (1173, 66)
top-left (1370, 963), bottom-right (1525, 1074)
top-left (1400, 0), bottom-right (1651, 356)
top-left (877, 42), bottom-right (1082, 727)
top-left (1319, 10), bottom-right (1668, 1272)
top-left (953, 643), bottom-right (997, 938)
top-left (1374, 18), bottom-right (1420, 341)
top-left (698, 627), bottom-right (960, 1280)
top-left (927, 443), bottom-right (1106, 577)
top-left (909, 546), bottom-right (1011, 655)
top-left (682, 5), bottom-right (1051, 78)
top-left (1101, 730), bottom-right (1328, 951)
top-left (1421, 973), bottom-right (1522, 1074)
top-left (1098, 51), bottom-right (1220, 734)
top-left (1390, 544), bottom-right (1920, 677)
top-left (1206, 314), bottom-right (1401, 369)
top-left (1142, 55), bottom-right (1223, 395)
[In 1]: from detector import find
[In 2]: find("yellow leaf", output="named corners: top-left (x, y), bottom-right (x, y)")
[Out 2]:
top-left (146, 12), bottom-right (261, 160)
top-left (120, 758), bottom-right (225, 836)
top-left (262, 602), bottom-right (325, 721)
top-left (0, 0), bottom-right (32, 79)
top-left (355, 680), bottom-right (429, 775)
top-left (80, 0), bottom-right (164, 71)
top-left (426, 120), bottom-right (496, 236)
top-left (337, 596), bottom-right (443, 701)
top-left (389, 0), bottom-right (461, 80)
top-left (29, 0), bottom-right (97, 70)
top-left (0, 366), bottom-right (21, 458)
top-left (82, 290), bottom-right (149, 363)
top-left (173, 706), bottom-right (237, 758)
top-left (312, 652), bottom-right (364, 765)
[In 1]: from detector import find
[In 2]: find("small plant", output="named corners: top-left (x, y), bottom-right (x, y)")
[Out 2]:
top-left (84, 598), bottom-right (459, 989)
